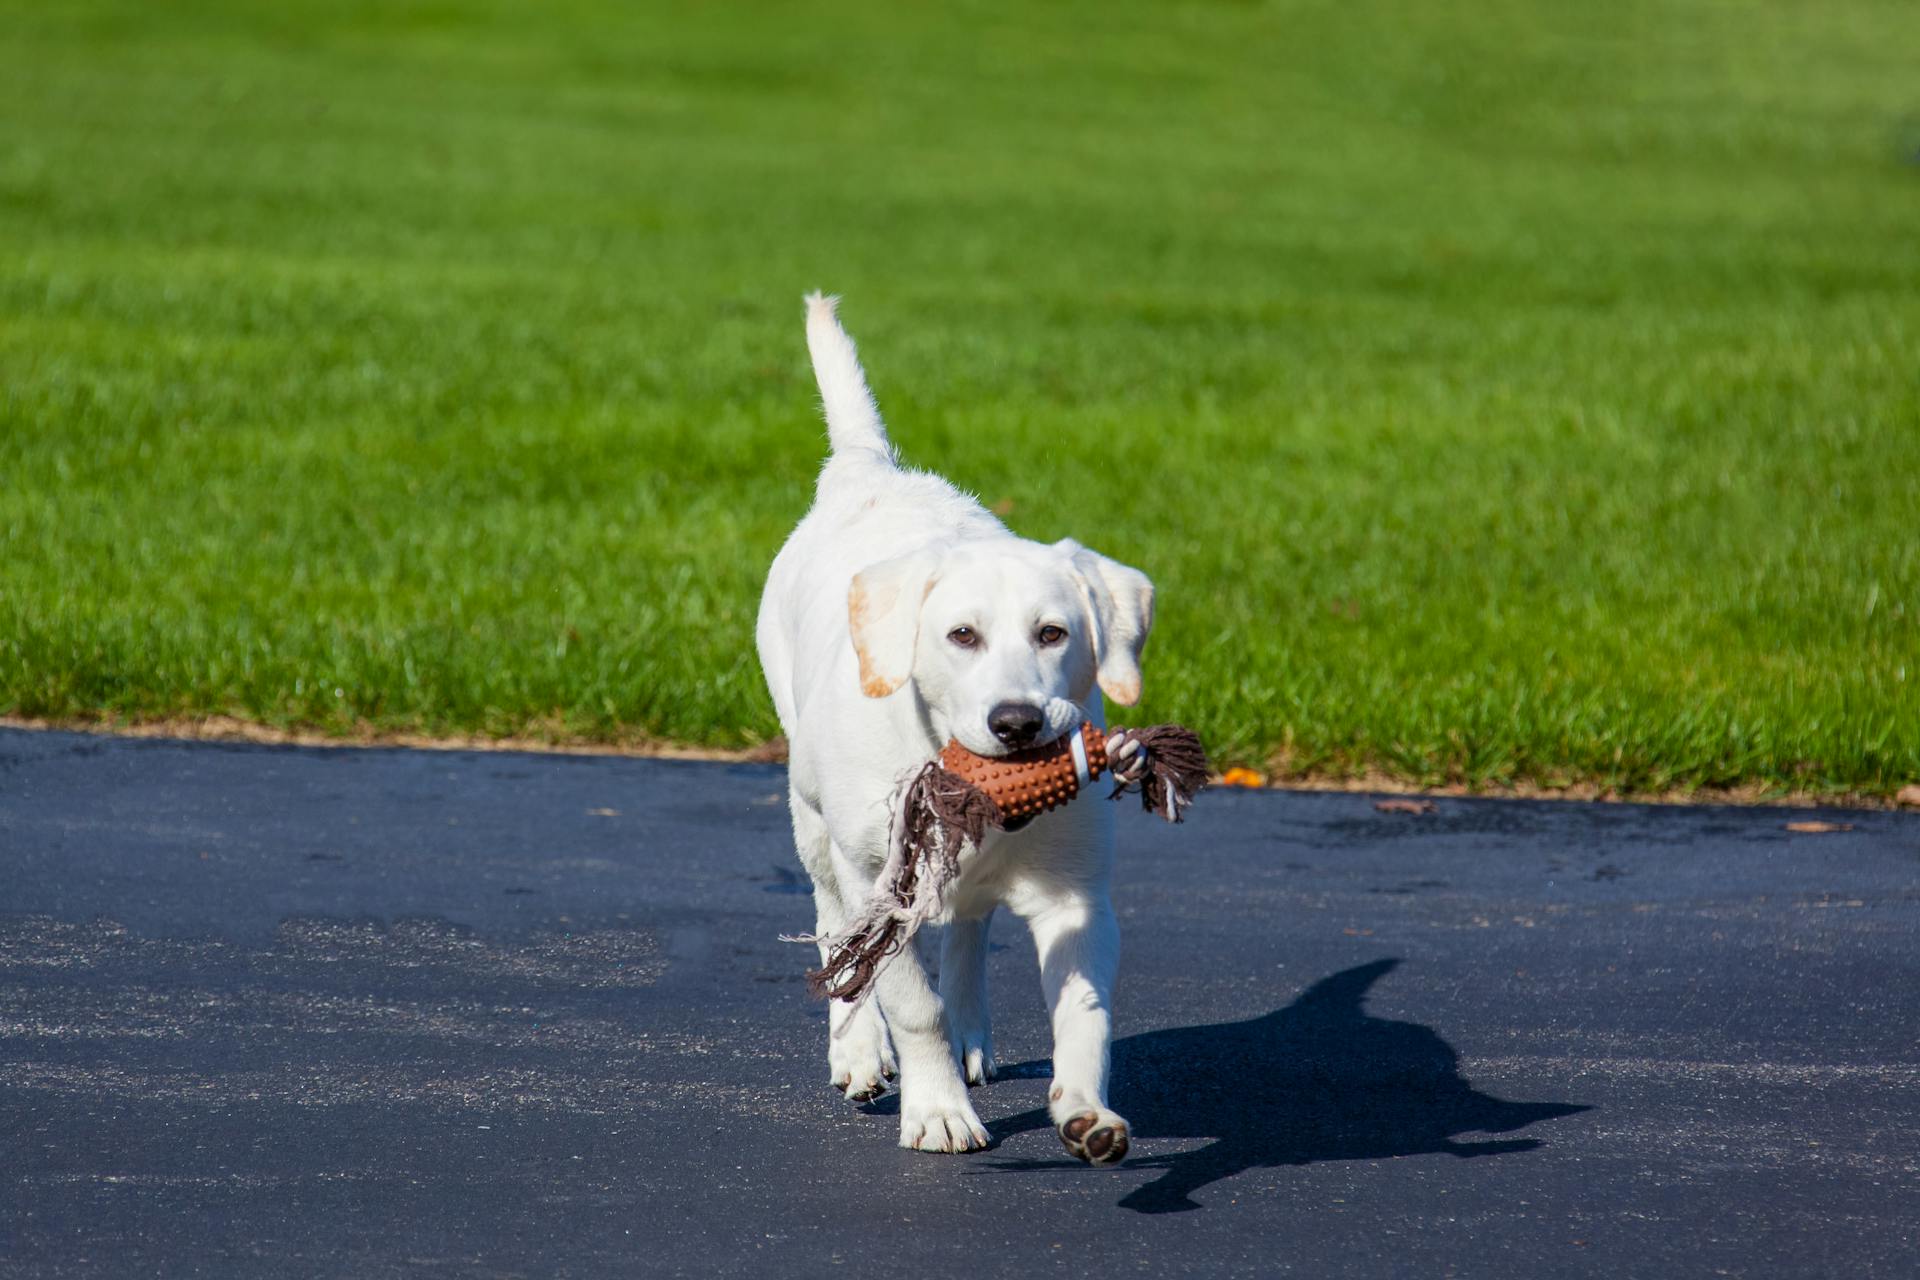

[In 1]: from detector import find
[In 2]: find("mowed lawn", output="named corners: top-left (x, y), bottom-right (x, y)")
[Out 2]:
top-left (2, 0), bottom-right (1916, 796)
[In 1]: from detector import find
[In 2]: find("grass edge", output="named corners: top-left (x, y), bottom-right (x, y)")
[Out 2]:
top-left (7, 714), bottom-right (1909, 814)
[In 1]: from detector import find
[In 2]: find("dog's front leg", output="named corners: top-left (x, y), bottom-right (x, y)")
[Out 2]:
top-left (866, 921), bottom-right (989, 1153)
top-left (1027, 895), bottom-right (1130, 1165)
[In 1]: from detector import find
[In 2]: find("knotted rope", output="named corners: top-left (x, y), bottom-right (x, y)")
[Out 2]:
top-left (796, 724), bottom-right (1208, 1007)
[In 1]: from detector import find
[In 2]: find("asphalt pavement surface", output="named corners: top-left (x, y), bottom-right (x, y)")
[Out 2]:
top-left (2, 727), bottom-right (1916, 1277)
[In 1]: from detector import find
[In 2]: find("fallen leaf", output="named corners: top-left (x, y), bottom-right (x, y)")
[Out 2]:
top-left (588, 807), bottom-right (621, 817)
top-left (1375, 798), bottom-right (1436, 815)
top-left (990, 497), bottom-right (1016, 516)
top-left (1218, 767), bottom-right (1266, 788)
top-left (1896, 784), bottom-right (1920, 808)
top-left (1785, 820), bottom-right (1852, 834)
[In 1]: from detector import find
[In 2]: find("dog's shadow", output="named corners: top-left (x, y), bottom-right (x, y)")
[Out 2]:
top-left (982, 959), bottom-right (1589, 1214)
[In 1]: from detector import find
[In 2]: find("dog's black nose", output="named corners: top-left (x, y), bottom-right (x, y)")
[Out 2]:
top-left (988, 702), bottom-right (1046, 747)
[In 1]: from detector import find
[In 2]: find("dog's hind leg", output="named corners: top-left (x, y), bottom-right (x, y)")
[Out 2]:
top-left (1026, 894), bottom-right (1130, 1165)
top-left (791, 796), bottom-right (896, 1101)
top-left (941, 911), bottom-right (996, 1086)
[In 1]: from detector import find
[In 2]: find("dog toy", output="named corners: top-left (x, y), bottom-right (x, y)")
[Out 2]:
top-left (803, 723), bottom-right (1209, 1004)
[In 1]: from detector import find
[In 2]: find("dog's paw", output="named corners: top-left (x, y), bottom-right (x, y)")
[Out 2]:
top-left (829, 1005), bottom-right (897, 1103)
top-left (948, 1019), bottom-right (995, 1086)
top-left (1057, 1107), bottom-right (1130, 1166)
top-left (960, 1040), bottom-right (996, 1087)
top-left (899, 1097), bottom-right (990, 1153)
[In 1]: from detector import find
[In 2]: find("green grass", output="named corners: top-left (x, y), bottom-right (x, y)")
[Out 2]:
top-left (3, 0), bottom-right (1917, 796)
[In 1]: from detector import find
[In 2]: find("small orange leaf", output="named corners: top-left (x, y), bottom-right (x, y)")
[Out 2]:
top-left (990, 497), bottom-right (1016, 516)
top-left (1218, 767), bottom-right (1266, 788)
top-left (1785, 820), bottom-right (1852, 834)
top-left (1375, 798), bottom-right (1436, 815)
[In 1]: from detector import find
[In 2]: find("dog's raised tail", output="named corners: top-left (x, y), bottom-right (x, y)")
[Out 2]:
top-left (805, 292), bottom-right (895, 463)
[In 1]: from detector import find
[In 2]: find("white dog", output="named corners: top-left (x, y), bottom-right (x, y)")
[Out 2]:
top-left (756, 294), bottom-right (1156, 1163)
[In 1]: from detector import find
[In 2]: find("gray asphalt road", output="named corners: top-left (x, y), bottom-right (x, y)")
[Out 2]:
top-left (1, 728), bottom-right (1916, 1278)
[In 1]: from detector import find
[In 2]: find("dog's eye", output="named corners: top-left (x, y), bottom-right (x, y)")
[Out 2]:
top-left (1036, 624), bottom-right (1067, 646)
top-left (947, 626), bottom-right (978, 649)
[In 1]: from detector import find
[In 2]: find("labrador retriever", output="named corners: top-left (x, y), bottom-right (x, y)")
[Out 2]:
top-left (756, 295), bottom-right (1155, 1163)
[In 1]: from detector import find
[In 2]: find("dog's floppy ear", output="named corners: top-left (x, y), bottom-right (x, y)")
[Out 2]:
top-left (848, 550), bottom-right (940, 698)
top-left (1057, 539), bottom-right (1155, 706)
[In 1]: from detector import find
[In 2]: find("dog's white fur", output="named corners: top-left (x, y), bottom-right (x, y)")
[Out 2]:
top-left (756, 294), bottom-right (1154, 1159)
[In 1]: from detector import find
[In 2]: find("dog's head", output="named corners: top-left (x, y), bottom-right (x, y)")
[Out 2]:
top-left (848, 537), bottom-right (1154, 756)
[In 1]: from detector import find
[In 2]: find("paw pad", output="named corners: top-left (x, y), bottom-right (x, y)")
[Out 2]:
top-left (1058, 1111), bottom-right (1130, 1166)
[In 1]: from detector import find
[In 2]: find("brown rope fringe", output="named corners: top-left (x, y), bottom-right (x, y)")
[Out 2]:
top-left (1110, 723), bottom-right (1210, 822)
top-left (803, 763), bottom-right (1002, 1001)
top-left (805, 724), bottom-right (1208, 1005)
